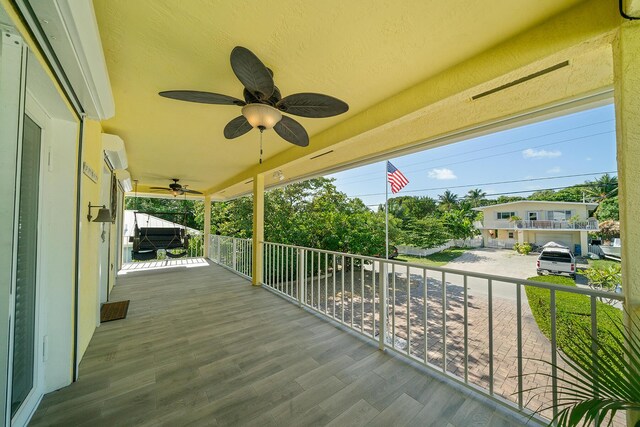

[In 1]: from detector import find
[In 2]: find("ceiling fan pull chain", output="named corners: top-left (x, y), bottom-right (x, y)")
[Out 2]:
top-left (259, 128), bottom-right (264, 164)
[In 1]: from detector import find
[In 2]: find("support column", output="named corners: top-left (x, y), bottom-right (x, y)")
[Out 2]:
top-left (613, 20), bottom-right (640, 427)
top-left (579, 231), bottom-right (588, 257)
top-left (613, 21), bottom-right (640, 315)
top-left (203, 195), bottom-right (211, 258)
top-left (252, 173), bottom-right (264, 285)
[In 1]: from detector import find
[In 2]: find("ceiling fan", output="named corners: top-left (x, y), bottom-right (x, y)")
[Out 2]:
top-left (150, 179), bottom-right (203, 197)
top-left (159, 46), bottom-right (349, 149)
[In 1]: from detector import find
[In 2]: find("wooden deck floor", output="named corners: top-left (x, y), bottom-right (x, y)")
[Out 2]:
top-left (30, 261), bottom-right (529, 426)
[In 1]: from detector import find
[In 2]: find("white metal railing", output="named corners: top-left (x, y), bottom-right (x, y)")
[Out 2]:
top-left (261, 241), bottom-right (625, 424)
top-left (209, 235), bottom-right (252, 279)
top-left (478, 219), bottom-right (599, 231)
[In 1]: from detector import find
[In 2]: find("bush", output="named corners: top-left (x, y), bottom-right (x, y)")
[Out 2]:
top-left (513, 242), bottom-right (532, 255)
top-left (525, 275), bottom-right (623, 362)
top-left (583, 264), bottom-right (621, 292)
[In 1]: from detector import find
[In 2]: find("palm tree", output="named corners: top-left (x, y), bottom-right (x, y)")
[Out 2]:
top-left (438, 190), bottom-right (459, 211)
top-left (466, 188), bottom-right (487, 208)
top-left (586, 173), bottom-right (618, 202)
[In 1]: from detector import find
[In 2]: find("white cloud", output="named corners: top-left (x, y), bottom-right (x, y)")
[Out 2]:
top-left (586, 157), bottom-right (592, 161)
top-left (427, 168), bottom-right (457, 180)
top-left (522, 148), bottom-right (562, 159)
top-left (546, 167), bottom-right (562, 174)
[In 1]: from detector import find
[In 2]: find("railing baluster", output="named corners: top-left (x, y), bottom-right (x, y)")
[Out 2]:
top-left (406, 265), bottom-right (411, 356)
top-left (591, 295), bottom-right (599, 401)
top-left (378, 260), bottom-right (387, 350)
top-left (516, 283), bottom-right (523, 408)
top-left (423, 269), bottom-right (428, 364)
top-left (392, 263), bottom-right (396, 349)
top-left (361, 259), bottom-right (365, 333)
top-left (318, 252), bottom-right (321, 311)
top-left (442, 271), bottom-right (446, 373)
top-left (332, 254), bottom-right (336, 318)
top-left (488, 278), bottom-right (494, 395)
top-left (325, 252), bottom-right (328, 314)
top-left (372, 260), bottom-right (377, 338)
top-left (309, 251), bottom-right (315, 308)
top-left (341, 255), bottom-right (345, 324)
top-left (551, 290), bottom-right (558, 422)
top-left (464, 275), bottom-right (469, 384)
top-left (351, 256), bottom-right (355, 329)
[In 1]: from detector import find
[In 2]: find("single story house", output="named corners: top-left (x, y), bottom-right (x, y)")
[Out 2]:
top-left (473, 201), bottom-right (599, 255)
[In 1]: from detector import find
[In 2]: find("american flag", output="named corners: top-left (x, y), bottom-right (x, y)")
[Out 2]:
top-left (387, 161), bottom-right (409, 194)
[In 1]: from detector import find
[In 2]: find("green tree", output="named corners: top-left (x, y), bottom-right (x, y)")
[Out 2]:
top-left (595, 196), bottom-right (619, 221)
top-left (442, 209), bottom-right (477, 240)
top-left (466, 188), bottom-right (487, 208)
top-left (405, 216), bottom-right (450, 249)
top-left (438, 190), bottom-right (459, 211)
top-left (585, 173), bottom-right (618, 202)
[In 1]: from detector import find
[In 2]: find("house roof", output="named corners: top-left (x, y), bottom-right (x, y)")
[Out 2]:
top-left (472, 200), bottom-right (599, 211)
top-left (122, 210), bottom-right (200, 238)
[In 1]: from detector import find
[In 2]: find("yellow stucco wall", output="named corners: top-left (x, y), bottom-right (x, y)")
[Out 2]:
top-left (77, 119), bottom-right (103, 357)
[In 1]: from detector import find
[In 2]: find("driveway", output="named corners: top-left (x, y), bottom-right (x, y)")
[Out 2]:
top-left (440, 247), bottom-right (538, 300)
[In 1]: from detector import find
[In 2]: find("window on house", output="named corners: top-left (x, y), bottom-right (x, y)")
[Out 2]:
top-left (528, 212), bottom-right (538, 220)
top-left (508, 232), bottom-right (514, 239)
top-left (547, 210), bottom-right (572, 220)
top-left (497, 211), bottom-right (516, 220)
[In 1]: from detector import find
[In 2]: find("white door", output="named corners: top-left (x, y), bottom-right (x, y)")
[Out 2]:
top-left (98, 165), bottom-right (112, 307)
top-left (535, 233), bottom-right (573, 249)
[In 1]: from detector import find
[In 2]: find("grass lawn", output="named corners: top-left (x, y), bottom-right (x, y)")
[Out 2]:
top-left (396, 247), bottom-right (467, 267)
top-left (525, 275), bottom-right (623, 359)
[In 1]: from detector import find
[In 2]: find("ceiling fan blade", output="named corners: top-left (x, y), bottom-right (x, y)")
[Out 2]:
top-left (149, 187), bottom-right (172, 191)
top-left (182, 189), bottom-right (203, 195)
top-left (224, 116), bottom-right (253, 139)
top-left (274, 116), bottom-right (309, 147)
top-left (230, 46), bottom-right (274, 101)
top-left (159, 90), bottom-right (245, 106)
top-left (276, 93), bottom-right (349, 118)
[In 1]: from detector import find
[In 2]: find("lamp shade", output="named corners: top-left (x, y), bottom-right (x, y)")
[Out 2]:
top-left (241, 104), bottom-right (282, 129)
top-left (93, 208), bottom-right (112, 222)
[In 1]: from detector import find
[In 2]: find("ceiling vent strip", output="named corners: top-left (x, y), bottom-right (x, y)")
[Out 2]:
top-left (472, 60), bottom-right (570, 100)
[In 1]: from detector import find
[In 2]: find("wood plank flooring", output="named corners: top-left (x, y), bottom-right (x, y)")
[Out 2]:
top-left (30, 261), bottom-right (530, 426)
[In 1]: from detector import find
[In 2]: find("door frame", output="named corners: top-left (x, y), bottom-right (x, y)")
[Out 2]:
top-left (8, 92), bottom-right (50, 427)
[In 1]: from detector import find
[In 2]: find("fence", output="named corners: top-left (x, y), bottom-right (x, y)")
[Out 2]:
top-left (397, 238), bottom-right (482, 257)
top-left (259, 241), bottom-right (625, 424)
top-left (209, 235), bottom-right (252, 279)
top-left (484, 238), bottom-right (516, 250)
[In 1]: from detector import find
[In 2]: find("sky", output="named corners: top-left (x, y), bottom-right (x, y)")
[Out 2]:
top-left (326, 104), bottom-right (617, 208)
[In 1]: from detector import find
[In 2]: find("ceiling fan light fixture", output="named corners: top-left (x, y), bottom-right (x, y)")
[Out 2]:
top-left (242, 103), bottom-right (282, 130)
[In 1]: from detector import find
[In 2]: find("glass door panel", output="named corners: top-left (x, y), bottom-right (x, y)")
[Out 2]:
top-left (11, 114), bottom-right (41, 417)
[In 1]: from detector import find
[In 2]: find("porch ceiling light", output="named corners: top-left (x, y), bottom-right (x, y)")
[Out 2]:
top-left (87, 203), bottom-right (112, 222)
top-left (241, 103), bottom-right (282, 130)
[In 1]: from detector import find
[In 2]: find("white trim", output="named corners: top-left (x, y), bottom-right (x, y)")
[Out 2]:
top-left (24, 0), bottom-right (115, 119)
top-left (473, 200), bottom-right (599, 211)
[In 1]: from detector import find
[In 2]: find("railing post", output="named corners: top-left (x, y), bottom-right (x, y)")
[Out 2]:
top-left (216, 236), bottom-right (220, 263)
top-left (378, 260), bottom-right (387, 350)
top-left (232, 238), bottom-right (238, 272)
top-left (297, 248), bottom-right (305, 307)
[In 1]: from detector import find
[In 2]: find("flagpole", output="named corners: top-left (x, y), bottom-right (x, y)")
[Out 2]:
top-left (385, 161), bottom-right (389, 260)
